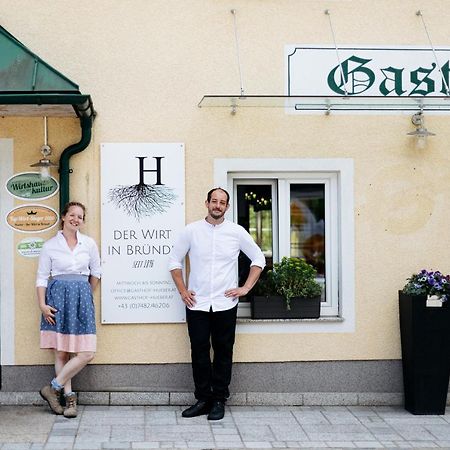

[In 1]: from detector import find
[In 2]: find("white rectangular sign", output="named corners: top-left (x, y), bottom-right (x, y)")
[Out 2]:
top-left (286, 46), bottom-right (450, 97)
top-left (101, 143), bottom-right (185, 323)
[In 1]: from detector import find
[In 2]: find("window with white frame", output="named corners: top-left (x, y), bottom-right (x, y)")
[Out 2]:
top-left (215, 158), bottom-right (354, 325)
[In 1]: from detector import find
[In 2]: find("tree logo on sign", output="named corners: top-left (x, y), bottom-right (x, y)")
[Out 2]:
top-left (108, 156), bottom-right (176, 220)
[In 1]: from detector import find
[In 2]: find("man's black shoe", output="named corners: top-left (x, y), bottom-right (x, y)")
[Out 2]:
top-left (207, 401), bottom-right (225, 420)
top-left (181, 400), bottom-right (211, 418)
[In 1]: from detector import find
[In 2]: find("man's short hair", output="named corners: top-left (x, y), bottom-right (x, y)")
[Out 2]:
top-left (207, 187), bottom-right (230, 205)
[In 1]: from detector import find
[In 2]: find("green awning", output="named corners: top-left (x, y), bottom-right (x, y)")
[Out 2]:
top-left (0, 25), bottom-right (94, 118)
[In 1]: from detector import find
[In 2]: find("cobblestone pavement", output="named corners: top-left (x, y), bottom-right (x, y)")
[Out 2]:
top-left (1, 405), bottom-right (450, 449)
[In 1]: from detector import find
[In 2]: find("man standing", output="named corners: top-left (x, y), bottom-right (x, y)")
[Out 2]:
top-left (169, 188), bottom-right (265, 420)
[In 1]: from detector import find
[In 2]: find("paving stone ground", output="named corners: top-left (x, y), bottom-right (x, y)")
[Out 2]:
top-left (1, 405), bottom-right (450, 449)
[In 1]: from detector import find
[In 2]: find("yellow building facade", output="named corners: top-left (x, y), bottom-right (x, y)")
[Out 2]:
top-left (1, 0), bottom-right (449, 405)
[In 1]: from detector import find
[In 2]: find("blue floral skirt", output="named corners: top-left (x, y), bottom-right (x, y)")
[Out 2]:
top-left (40, 275), bottom-right (96, 352)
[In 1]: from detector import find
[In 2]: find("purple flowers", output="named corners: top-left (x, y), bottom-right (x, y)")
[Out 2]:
top-left (402, 269), bottom-right (450, 301)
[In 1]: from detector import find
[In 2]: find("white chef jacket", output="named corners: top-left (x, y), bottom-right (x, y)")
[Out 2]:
top-left (36, 230), bottom-right (101, 288)
top-left (168, 219), bottom-right (266, 312)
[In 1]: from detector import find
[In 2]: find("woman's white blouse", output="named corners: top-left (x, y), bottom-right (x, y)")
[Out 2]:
top-left (36, 230), bottom-right (101, 287)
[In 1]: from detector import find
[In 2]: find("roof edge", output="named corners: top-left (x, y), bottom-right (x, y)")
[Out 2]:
top-left (0, 92), bottom-right (95, 118)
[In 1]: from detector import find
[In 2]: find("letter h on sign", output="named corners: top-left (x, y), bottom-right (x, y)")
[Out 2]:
top-left (136, 156), bottom-right (164, 186)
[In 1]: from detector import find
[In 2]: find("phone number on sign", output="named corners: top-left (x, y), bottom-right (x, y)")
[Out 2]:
top-left (118, 303), bottom-right (170, 309)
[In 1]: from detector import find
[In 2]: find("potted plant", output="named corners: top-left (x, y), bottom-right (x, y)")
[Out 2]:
top-left (399, 269), bottom-right (450, 415)
top-left (251, 256), bottom-right (322, 319)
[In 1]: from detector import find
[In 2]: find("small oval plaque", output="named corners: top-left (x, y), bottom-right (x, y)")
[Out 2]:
top-left (5, 172), bottom-right (59, 200)
top-left (6, 205), bottom-right (59, 233)
top-left (17, 237), bottom-right (45, 257)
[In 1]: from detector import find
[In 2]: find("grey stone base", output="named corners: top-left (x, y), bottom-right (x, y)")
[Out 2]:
top-left (1, 360), bottom-right (403, 393)
top-left (0, 360), bottom-right (411, 406)
top-left (0, 390), bottom-right (405, 406)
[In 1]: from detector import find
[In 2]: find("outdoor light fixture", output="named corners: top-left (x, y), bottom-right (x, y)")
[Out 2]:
top-left (407, 111), bottom-right (436, 149)
top-left (30, 117), bottom-right (58, 179)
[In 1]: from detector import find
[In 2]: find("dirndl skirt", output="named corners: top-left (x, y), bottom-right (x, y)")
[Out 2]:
top-left (40, 274), bottom-right (96, 352)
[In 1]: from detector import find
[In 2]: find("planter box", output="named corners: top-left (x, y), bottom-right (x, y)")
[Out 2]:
top-left (251, 295), bottom-right (321, 319)
top-left (399, 291), bottom-right (450, 414)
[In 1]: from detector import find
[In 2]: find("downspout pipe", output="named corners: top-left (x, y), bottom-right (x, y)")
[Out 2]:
top-left (59, 115), bottom-right (93, 213)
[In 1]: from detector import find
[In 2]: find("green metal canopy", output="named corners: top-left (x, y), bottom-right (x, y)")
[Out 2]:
top-left (0, 25), bottom-right (94, 118)
top-left (0, 24), bottom-right (96, 212)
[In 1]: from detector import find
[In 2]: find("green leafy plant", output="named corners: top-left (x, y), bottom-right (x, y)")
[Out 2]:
top-left (261, 256), bottom-right (322, 310)
top-left (402, 269), bottom-right (450, 301)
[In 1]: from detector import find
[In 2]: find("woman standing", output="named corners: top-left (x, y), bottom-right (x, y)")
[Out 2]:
top-left (37, 201), bottom-right (101, 418)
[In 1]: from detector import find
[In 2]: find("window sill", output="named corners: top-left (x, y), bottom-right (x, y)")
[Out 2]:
top-left (235, 315), bottom-right (350, 334)
top-left (237, 316), bottom-right (344, 324)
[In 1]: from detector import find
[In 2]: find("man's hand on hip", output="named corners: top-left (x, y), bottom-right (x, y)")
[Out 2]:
top-left (225, 287), bottom-right (249, 298)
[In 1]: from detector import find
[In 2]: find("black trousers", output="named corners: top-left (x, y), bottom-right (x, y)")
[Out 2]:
top-left (186, 304), bottom-right (238, 403)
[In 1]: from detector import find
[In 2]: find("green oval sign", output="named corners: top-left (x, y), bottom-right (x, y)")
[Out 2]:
top-left (6, 172), bottom-right (59, 200)
top-left (17, 237), bottom-right (45, 258)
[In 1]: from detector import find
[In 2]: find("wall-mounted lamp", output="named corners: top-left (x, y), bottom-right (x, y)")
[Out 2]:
top-left (30, 117), bottom-right (58, 179)
top-left (407, 111), bottom-right (436, 149)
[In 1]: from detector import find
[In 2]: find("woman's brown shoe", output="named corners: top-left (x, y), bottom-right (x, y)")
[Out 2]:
top-left (39, 385), bottom-right (63, 415)
top-left (63, 394), bottom-right (78, 418)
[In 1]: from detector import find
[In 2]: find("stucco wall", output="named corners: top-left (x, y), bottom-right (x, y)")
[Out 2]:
top-left (1, 0), bottom-right (449, 366)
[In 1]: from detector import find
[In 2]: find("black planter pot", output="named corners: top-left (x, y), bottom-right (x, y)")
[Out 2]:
top-left (251, 295), bottom-right (321, 319)
top-left (398, 291), bottom-right (450, 415)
